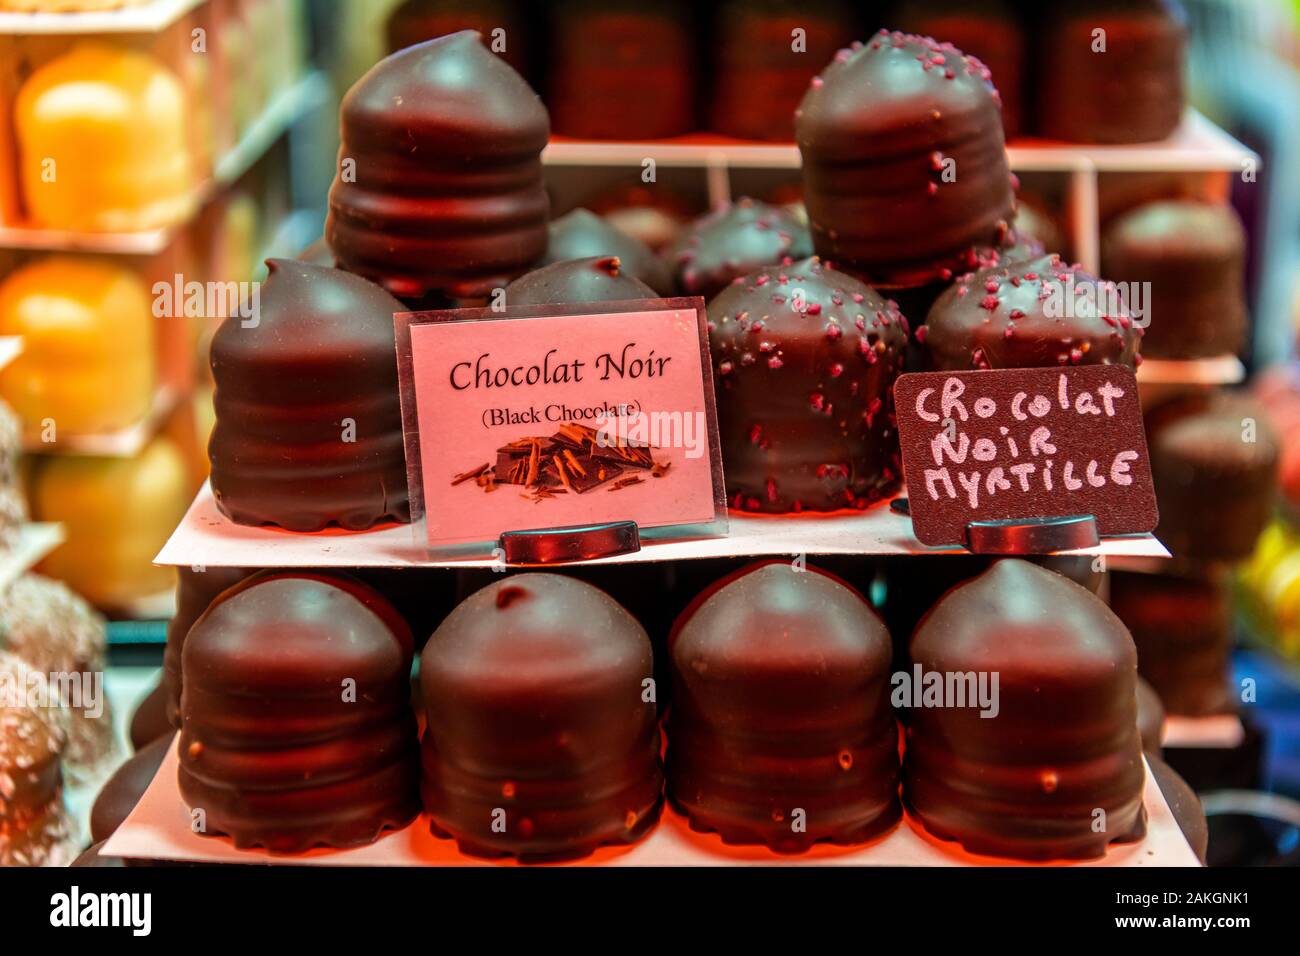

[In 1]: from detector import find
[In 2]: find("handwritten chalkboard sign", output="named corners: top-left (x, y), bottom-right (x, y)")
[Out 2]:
top-left (894, 367), bottom-right (1158, 547)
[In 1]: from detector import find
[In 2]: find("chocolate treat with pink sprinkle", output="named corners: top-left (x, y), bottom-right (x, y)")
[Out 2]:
top-left (796, 30), bottom-right (1015, 287)
top-left (665, 198), bottom-right (812, 303)
top-left (708, 256), bottom-right (908, 514)
top-left (919, 253), bottom-right (1142, 370)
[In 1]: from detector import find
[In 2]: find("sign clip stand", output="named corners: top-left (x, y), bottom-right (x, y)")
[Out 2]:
top-left (497, 521), bottom-right (641, 565)
top-left (892, 498), bottom-right (1099, 554)
top-left (964, 515), bottom-right (1100, 555)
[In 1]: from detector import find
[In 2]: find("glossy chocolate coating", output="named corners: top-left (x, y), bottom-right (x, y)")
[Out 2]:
top-left (420, 574), bottom-right (662, 860)
top-left (905, 560), bottom-right (1147, 860)
top-left (895, 0), bottom-right (1025, 138)
top-left (90, 733), bottom-right (171, 843)
top-left (505, 255), bottom-right (657, 307)
top-left (1145, 393), bottom-right (1280, 562)
top-left (1136, 676), bottom-right (1165, 753)
top-left (1038, 0), bottom-right (1186, 144)
top-left (796, 31), bottom-right (1015, 286)
top-left (179, 573), bottom-right (420, 853)
top-left (164, 567), bottom-right (254, 728)
top-left (327, 31), bottom-right (549, 300)
top-left (1111, 571), bottom-right (1234, 717)
top-left (665, 198), bottom-right (813, 302)
top-left (920, 253), bottom-right (1141, 369)
top-left (1101, 200), bottom-right (1246, 359)
top-left (549, 0), bottom-right (695, 140)
top-left (129, 679), bottom-right (170, 749)
top-left (711, 0), bottom-right (855, 141)
top-left (209, 260), bottom-right (410, 532)
top-left (709, 256), bottom-right (907, 513)
top-left (668, 562), bottom-right (900, 851)
top-left (540, 209), bottom-right (671, 294)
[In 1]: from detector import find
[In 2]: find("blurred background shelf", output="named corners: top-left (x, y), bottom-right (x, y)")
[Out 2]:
top-left (21, 384), bottom-right (180, 457)
top-left (0, 0), bottom-right (204, 35)
top-left (0, 70), bottom-right (328, 255)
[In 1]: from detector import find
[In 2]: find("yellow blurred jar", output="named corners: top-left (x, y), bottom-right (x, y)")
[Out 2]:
top-left (0, 255), bottom-right (155, 437)
top-left (15, 42), bottom-right (194, 232)
top-left (25, 437), bottom-right (188, 610)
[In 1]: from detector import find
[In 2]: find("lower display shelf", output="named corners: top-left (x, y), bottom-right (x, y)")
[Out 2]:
top-left (104, 737), bottom-right (1199, 867)
top-left (156, 482), bottom-right (1171, 568)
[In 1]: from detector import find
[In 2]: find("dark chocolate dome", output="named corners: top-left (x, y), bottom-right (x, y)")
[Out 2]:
top-left (539, 208), bottom-right (671, 294)
top-left (665, 198), bottom-right (813, 302)
top-left (920, 253), bottom-right (1141, 370)
top-left (178, 572), bottom-right (420, 852)
top-left (708, 256), bottom-right (908, 513)
top-left (905, 559), bottom-right (1147, 860)
top-left (327, 31), bottom-right (549, 301)
top-left (668, 561), bottom-right (900, 851)
top-left (419, 573), bottom-right (662, 860)
top-left (796, 30), bottom-right (1015, 286)
top-left (505, 255), bottom-right (657, 307)
top-left (209, 259), bottom-right (410, 532)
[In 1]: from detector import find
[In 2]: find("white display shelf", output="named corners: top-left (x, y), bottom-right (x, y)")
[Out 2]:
top-left (542, 110), bottom-right (1256, 175)
top-left (0, 0), bottom-right (203, 35)
top-left (0, 71), bottom-right (329, 255)
top-left (1136, 354), bottom-right (1247, 387)
top-left (0, 522), bottom-right (64, 592)
top-left (22, 384), bottom-right (179, 457)
top-left (156, 482), bottom-right (1170, 570)
top-left (104, 741), bottom-right (1199, 867)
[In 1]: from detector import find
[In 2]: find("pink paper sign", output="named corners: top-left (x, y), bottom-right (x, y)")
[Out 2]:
top-left (397, 300), bottom-right (726, 550)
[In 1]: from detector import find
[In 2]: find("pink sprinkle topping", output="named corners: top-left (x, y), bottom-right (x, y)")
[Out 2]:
top-left (980, 295), bottom-right (999, 311)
